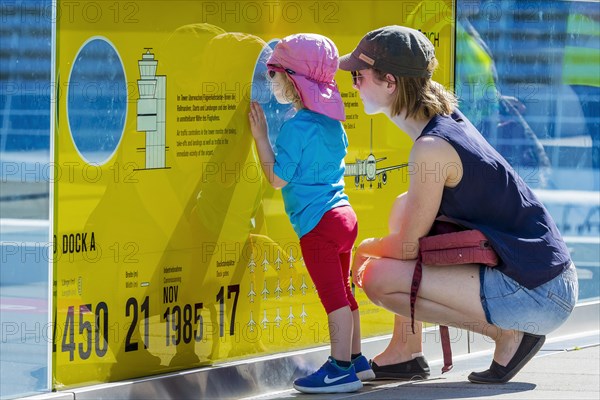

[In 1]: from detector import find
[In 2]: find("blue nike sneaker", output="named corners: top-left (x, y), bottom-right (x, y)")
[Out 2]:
top-left (293, 357), bottom-right (363, 394)
top-left (352, 355), bottom-right (376, 381)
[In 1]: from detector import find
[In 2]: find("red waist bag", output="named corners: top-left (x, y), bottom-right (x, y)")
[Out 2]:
top-left (410, 220), bottom-right (499, 373)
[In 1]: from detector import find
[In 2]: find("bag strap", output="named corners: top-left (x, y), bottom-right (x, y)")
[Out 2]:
top-left (409, 253), bottom-right (422, 334)
top-left (439, 326), bottom-right (453, 373)
top-left (410, 254), bottom-right (453, 373)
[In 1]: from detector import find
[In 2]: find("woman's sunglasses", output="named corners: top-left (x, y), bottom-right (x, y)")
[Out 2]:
top-left (351, 70), bottom-right (364, 86)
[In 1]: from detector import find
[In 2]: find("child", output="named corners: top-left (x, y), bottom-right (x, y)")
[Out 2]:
top-left (248, 33), bottom-right (374, 393)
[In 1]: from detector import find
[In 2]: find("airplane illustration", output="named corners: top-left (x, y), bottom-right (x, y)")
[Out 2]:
top-left (287, 306), bottom-right (295, 325)
top-left (275, 308), bottom-right (282, 327)
top-left (262, 251), bottom-right (270, 272)
top-left (261, 280), bottom-right (270, 299)
top-left (275, 279), bottom-right (283, 299)
top-left (287, 249), bottom-right (296, 268)
top-left (274, 250), bottom-right (283, 271)
top-left (288, 277), bottom-right (295, 297)
top-left (300, 305), bottom-right (308, 324)
top-left (345, 119), bottom-right (409, 189)
top-left (262, 310), bottom-right (269, 329)
top-left (247, 255), bottom-right (256, 273)
top-left (248, 311), bottom-right (256, 332)
top-left (300, 276), bottom-right (308, 295)
top-left (247, 282), bottom-right (256, 303)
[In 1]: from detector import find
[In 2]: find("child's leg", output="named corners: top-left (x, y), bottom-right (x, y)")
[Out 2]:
top-left (352, 309), bottom-right (361, 355)
top-left (299, 208), bottom-right (358, 363)
top-left (327, 306), bottom-right (354, 362)
top-left (342, 249), bottom-right (376, 381)
top-left (300, 235), bottom-right (354, 361)
top-left (339, 250), bottom-right (361, 355)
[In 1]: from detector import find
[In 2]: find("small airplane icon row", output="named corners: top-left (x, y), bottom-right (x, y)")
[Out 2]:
top-left (248, 307), bottom-right (309, 330)
top-left (344, 120), bottom-right (408, 189)
top-left (248, 250), bottom-right (299, 273)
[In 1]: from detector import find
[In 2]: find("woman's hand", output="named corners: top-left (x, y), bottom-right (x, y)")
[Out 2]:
top-left (248, 101), bottom-right (268, 140)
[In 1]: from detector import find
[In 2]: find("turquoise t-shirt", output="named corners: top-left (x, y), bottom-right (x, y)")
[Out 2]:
top-left (273, 109), bottom-right (350, 238)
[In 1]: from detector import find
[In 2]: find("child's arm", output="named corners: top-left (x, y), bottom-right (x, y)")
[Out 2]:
top-left (248, 102), bottom-right (288, 189)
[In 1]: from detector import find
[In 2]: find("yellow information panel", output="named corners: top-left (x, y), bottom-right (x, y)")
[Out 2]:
top-left (53, 0), bottom-right (454, 388)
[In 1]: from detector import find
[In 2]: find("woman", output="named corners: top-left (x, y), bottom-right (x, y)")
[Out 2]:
top-left (339, 25), bottom-right (578, 384)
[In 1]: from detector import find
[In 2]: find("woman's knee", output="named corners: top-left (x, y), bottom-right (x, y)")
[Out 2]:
top-left (361, 258), bottom-right (412, 304)
top-left (361, 261), bottom-right (386, 303)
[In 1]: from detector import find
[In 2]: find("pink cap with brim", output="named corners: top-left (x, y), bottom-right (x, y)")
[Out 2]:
top-left (267, 33), bottom-right (345, 121)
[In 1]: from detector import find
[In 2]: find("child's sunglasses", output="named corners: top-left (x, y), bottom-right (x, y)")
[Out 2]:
top-left (267, 65), bottom-right (296, 79)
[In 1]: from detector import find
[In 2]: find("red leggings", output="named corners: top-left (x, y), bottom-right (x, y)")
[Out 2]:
top-left (300, 206), bottom-right (359, 314)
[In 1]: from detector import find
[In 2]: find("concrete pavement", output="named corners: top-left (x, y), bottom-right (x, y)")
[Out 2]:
top-left (243, 333), bottom-right (600, 400)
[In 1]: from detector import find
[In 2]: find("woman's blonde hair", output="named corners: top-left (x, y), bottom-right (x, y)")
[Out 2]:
top-left (373, 58), bottom-right (458, 119)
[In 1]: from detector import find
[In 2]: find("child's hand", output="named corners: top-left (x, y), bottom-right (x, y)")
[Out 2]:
top-left (249, 101), bottom-right (268, 140)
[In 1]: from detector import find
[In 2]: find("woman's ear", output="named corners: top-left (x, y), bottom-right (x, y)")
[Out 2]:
top-left (385, 73), bottom-right (397, 93)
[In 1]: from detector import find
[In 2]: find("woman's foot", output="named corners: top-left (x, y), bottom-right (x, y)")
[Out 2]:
top-left (370, 356), bottom-right (430, 380)
top-left (371, 349), bottom-right (430, 380)
top-left (493, 330), bottom-right (524, 367)
top-left (468, 332), bottom-right (546, 384)
top-left (372, 350), bottom-right (412, 369)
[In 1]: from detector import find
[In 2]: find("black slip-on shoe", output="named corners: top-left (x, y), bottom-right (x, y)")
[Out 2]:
top-left (468, 333), bottom-right (546, 384)
top-left (370, 356), bottom-right (430, 380)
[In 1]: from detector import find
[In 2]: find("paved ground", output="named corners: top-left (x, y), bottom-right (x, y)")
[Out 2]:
top-left (2, 217), bottom-right (598, 400)
top-left (243, 334), bottom-right (600, 400)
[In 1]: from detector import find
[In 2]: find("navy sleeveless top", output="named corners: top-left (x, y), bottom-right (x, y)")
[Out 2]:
top-left (418, 110), bottom-right (571, 289)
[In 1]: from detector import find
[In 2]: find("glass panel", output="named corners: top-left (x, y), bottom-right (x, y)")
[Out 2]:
top-left (456, 0), bottom-right (599, 301)
top-left (67, 38), bottom-right (127, 166)
top-left (49, 0), bottom-right (454, 389)
top-left (0, 0), bottom-right (52, 398)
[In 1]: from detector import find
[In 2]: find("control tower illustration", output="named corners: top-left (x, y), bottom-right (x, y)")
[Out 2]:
top-left (136, 48), bottom-right (167, 169)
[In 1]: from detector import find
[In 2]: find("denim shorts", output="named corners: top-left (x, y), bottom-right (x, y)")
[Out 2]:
top-left (479, 263), bottom-right (578, 335)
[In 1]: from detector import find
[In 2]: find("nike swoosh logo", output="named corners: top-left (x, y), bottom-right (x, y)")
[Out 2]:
top-left (323, 374), bottom-right (350, 384)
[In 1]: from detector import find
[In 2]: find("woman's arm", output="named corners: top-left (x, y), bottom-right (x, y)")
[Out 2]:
top-left (388, 192), bottom-right (408, 235)
top-left (353, 136), bottom-right (462, 286)
top-left (248, 102), bottom-right (288, 189)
